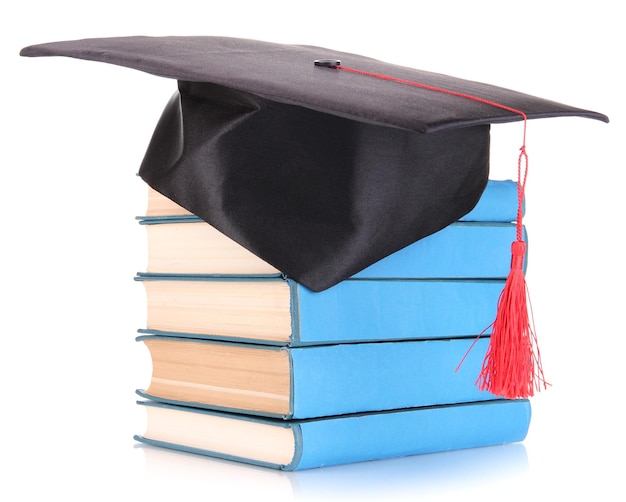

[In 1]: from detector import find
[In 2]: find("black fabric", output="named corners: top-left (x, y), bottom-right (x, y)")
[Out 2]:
top-left (140, 82), bottom-right (490, 290)
top-left (19, 36), bottom-right (608, 133)
top-left (20, 36), bottom-right (609, 291)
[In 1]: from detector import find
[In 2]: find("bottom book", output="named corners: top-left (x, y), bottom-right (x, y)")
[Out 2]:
top-left (134, 399), bottom-right (531, 471)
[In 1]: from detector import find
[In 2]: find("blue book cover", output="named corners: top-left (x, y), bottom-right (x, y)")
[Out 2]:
top-left (136, 274), bottom-right (505, 345)
top-left (134, 399), bottom-right (531, 471)
top-left (136, 335), bottom-right (496, 419)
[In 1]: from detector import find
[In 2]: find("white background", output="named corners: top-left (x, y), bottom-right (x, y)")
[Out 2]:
top-left (2, 1), bottom-right (623, 500)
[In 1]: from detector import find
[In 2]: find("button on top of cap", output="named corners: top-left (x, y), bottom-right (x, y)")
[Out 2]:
top-left (314, 59), bottom-right (341, 67)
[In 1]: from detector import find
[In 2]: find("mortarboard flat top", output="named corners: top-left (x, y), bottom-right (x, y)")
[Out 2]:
top-left (20, 36), bottom-right (609, 291)
top-left (20, 36), bottom-right (608, 132)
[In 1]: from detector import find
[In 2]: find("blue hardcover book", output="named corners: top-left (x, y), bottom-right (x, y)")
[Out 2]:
top-left (135, 274), bottom-right (505, 345)
top-left (139, 220), bottom-right (524, 279)
top-left (136, 335), bottom-right (496, 419)
top-left (138, 180), bottom-right (524, 279)
top-left (134, 399), bottom-right (531, 471)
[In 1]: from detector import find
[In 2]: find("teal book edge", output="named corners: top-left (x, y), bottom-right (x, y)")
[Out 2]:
top-left (136, 274), bottom-right (505, 345)
top-left (135, 335), bottom-right (497, 419)
top-left (134, 399), bottom-right (531, 471)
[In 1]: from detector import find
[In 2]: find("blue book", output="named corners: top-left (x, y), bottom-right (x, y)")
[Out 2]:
top-left (136, 274), bottom-right (504, 345)
top-left (139, 220), bottom-right (524, 279)
top-left (136, 335), bottom-right (496, 419)
top-left (134, 399), bottom-right (531, 471)
top-left (138, 180), bottom-right (524, 279)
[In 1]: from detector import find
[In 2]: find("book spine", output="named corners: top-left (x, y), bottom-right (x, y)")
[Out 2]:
top-left (294, 279), bottom-right (504, 344)
top-left (291, 399), bottom-right (531, 470)
top-left (290, 337), bottom-right (495, 419)
top-left (352, 222), bottom-right (524, 279)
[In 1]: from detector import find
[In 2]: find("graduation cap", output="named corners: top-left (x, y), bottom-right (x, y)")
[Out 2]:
top-left (20, 36), bottom-right (608, 398)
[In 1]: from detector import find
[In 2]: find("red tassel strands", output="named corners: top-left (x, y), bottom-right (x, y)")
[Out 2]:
top-left (320, 62), bottom-right (548, 399)
top-left (476, 143), bottom-right (548, 398)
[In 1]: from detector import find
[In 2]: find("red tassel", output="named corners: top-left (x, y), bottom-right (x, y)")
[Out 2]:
top-left (457, 144), bottom-right (549, 398)
top-left (475, 140), bottom-right (548, 398)
top-left (476, 240), bottom-right (547, 398)
top-left (320, 63), bottom-right (550, 398)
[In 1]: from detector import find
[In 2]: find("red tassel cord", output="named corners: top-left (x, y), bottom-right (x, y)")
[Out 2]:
top-left (476, 144), bottom-right (547, 398)
top-left (319, 62), bottom-right (548, 399)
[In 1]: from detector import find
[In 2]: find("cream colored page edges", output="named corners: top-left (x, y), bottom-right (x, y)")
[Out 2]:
top-left (146, 222), bottom-right (279, 275)
top-left (145, 338), bottom-right (291, 415)
top-left (146, 186), bottom-right (192, 216)
top-left (143, 405), bottom-right (296, 465)
top-left (143, 279), bottom-right (293, 342)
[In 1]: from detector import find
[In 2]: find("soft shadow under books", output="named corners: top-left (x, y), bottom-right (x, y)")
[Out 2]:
top-left (135, 441), bottom-right (529, 500)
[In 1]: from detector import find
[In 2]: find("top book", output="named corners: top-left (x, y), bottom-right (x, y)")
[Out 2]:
top-left (139, 180), bottom-right (526, 279)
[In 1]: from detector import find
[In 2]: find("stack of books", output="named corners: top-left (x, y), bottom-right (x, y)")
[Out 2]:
top-left (133, 180), bottom-right (531, 470)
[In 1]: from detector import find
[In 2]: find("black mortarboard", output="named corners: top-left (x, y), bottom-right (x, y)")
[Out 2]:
top-left (19, 36), bottom-right (609, 292)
